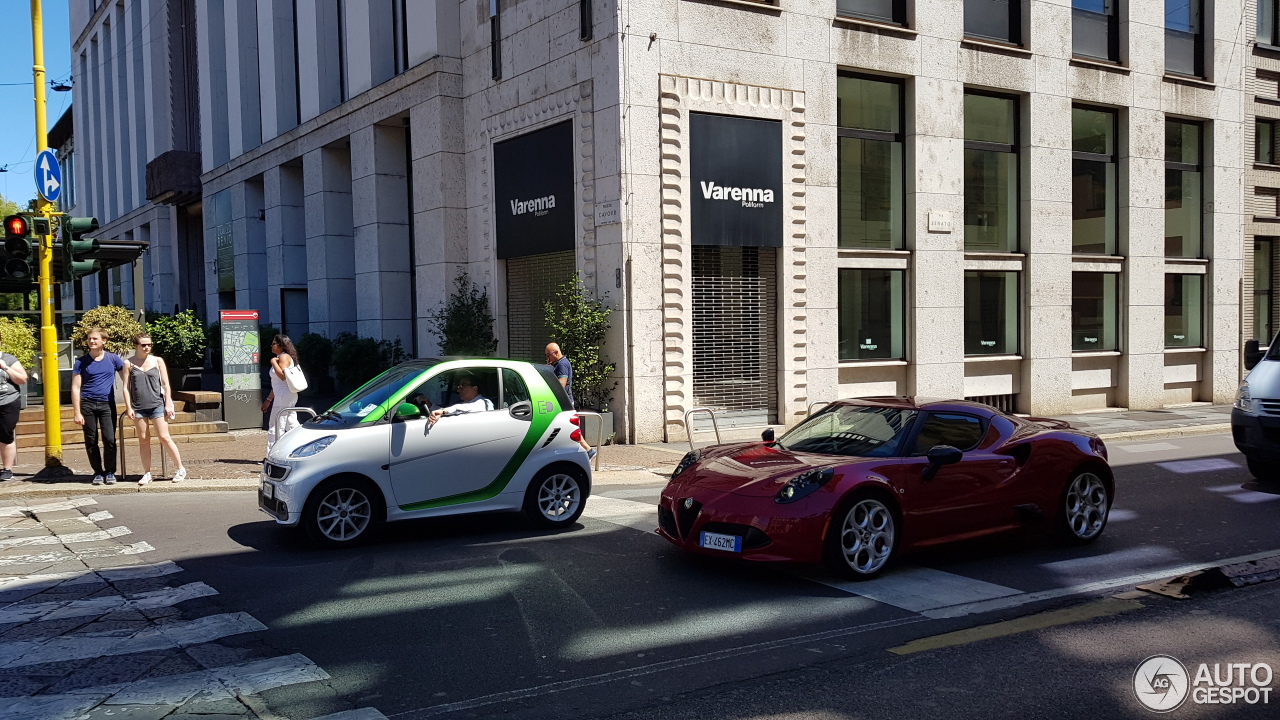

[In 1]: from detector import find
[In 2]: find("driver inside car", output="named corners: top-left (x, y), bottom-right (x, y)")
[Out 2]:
top-left (408, 373), bottom-right (494, 425)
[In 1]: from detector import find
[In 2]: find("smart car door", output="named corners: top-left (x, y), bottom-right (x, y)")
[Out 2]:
top-left (899, 412), bottom-right (1016, 543)
top-left (388, 367), bottom-right (528, 507)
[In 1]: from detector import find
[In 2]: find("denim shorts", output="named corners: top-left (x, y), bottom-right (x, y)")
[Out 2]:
top-left (134, 407), bottom-right (166, 420)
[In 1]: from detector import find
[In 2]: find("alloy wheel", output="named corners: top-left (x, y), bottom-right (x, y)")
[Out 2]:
top-left (839, 498), bottom-right (895, 575)
top-left (315, 487), bottom-right (372, 542)
top-left (536, 473), bottom-right (582, 522)
top-left (1064, 472), bottom-right (1109, 540)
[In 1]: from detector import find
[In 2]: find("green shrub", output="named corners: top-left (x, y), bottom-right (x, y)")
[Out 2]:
top-left (145, 310), bottom-right (207, 368)
top-left (0, 317), bottom-right (37, 368)
top-left (428, 273), bottom-right (498, 356)
top-left (544, 272), bottom-right (616, 411)
top-left (331, 333), bottom-right (407, 390)
top-left (72, 305), bottom-right (145, 356)
top-left (257, 324), bottom-right (282, 368)
top-left (295, 333), bottom-right (334, 392)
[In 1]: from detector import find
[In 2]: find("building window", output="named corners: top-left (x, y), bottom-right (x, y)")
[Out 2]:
top-left (839, 268), bottom-right (905, 361)
top-left (581, 0), bottom-right (593, 40)
top-left (1165, 119), bottom-right (1203, 258)
top-left (1262, 0), bottom-right (1279, 47)
top-left (1073, 106), bottom-right (1117, 255)
top-left (1073, 0), bottom-right (1119, 62)
top-left (1165, 274), bottom-right (1203, 347)
top-left (393, 0), bottom-right (409, 74)
top-left (838, 0), bottom-right (907, 26)
top-left (1166, 0), bottom-right (1204, 78)
top-left (1258, 119), bottom-right (1276, 164)
top-left (964, 270), bottom-right (1019, 356)
top-left (965, 0), bottom-right (1021, 45)
top-left (964, 92), bottom-right (1019, 253)
top-left (491, 0), bottom-right (502, 80)
top-left (838, 74), bottom-right (904, 249)
top-left (1072, 272), bottom-right (1119, 351)
top-left (1257, 239), bottom-right (1275, 344)
top-left (281, 288), bottom-right (309, 337)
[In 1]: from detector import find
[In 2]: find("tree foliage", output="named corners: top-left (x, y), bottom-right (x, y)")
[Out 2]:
top-left (72, 305), bottom-right (145, 355)
top-left (0, 317), bottom-right (37, 368)
top-left (144, 310), bottom-right (207, 368)
top-left (429, 273), bottom-right (498, 356)
top-left (332, 333), bottom-right (407, 390)
top-left (544, 271), bottom-right (616, 411)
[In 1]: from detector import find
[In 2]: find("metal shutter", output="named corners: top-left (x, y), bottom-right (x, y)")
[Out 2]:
top-left (506, 251), bottom-right (576, 363)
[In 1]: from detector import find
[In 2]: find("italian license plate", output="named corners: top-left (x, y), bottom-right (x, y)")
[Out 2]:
top-left (699, 531), bottom-right (742, 553)
top-left (260, 481), bottom-right (274, 499)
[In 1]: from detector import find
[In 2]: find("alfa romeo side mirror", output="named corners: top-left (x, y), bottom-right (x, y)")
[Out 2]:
top-left (761, 428), bottom-right (775, 442)
top-left (922, 445), bottom-right (963, 482)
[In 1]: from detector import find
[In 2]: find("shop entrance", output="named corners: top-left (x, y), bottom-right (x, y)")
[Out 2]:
top-left (691, 246), bottom-right (778, 427)
top-left (506, 251), bottom-right (575, 363)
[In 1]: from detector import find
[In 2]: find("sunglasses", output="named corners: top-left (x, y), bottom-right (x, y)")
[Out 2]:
top-left (137, 343), bottom-right (152, 347)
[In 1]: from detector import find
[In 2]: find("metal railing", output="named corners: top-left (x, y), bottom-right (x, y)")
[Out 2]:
top-left (807, 401), bottom-right (832, 416)
top-left (117, 409), bottom-right (167, 481)
top-left (575, 410), bottom-right (605, 472)
top-left (275, 407), bottom-right (317, 442)
top-left (683, 407), bottom-right (722, 452)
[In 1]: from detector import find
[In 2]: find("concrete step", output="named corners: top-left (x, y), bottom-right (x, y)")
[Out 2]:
top-left (17, 412), bottom-right (199, 435)
top-left (19, 402), bottom-right (190, 422)
top-left (15, 420), bottom-right (230, 448)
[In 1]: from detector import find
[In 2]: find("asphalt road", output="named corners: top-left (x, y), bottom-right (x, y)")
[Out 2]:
top-left (88, 433), bottom-right (1280, 719)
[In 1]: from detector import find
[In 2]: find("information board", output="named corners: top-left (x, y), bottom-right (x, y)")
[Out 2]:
top-left (220, 309), bottom-right (262, 430)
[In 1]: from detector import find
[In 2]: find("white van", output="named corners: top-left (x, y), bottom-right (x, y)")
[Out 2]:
top-left (1233, 334), bottom-right (1280, 482)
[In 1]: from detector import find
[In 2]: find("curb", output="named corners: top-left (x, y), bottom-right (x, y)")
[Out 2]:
top-left (1095, 423), bottom-right (1231, 442)
top-left (0, 479), bottom-right (260, 499)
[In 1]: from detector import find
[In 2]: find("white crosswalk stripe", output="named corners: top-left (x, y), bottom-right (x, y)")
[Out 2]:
top-left (0, 499), bottom-right (98, 517)
top-left (0, 582), bottom-right (218, 625)
top-left (0, 525), bottom-right (132, 548)
top-left (581, 495), bottom-right (660, 533)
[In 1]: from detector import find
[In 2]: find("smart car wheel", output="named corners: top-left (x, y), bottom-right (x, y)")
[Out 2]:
top-left (303, 477), bottom-right (384, 547)
top-left (1247, 459), bottom-right (1280, 483)
top-left (1057, 470), bottom-right (1110, 544)
top-left (824, 495), bottom-right (897, 580)
top-left (524, 466), bottom-right (587, 528)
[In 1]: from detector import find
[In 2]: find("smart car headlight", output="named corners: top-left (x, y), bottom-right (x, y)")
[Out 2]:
top-left (290, 435), bottom-right (336, 458)
top-left (671, 450), bottom-right (701, 481)
top-left (775, 467), bottom-right (835, 504)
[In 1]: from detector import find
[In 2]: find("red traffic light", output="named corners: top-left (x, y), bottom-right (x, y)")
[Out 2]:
top-left (4, 215), bottom-right (28, 238)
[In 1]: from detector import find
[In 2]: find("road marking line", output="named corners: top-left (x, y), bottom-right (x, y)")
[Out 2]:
top-left (96, 559), bottom-right (182, 581)
top-left (0, 653), bottom-right (329, 718)
top-left (888, 597), bottom-right (1144, 655)
top-left (807, 566), bottom-right (1023, 612)
top-left (312, 710), bottom-right (389, 720)
top-left (581, 496), bottom-right (658, 534)
top-left (923, 548), bottom-right (1280, 619)
top-left (0, 582), bottom-right (217, 624)
top-left (1114, 442), bottom-right (1180, 453)
top-left (0, 498), bottom-right (97, 517)
top-left (1206, 483), bottom-right (1280, 504)
top-left (1157, 458), bottom-right (1240, 473)
top-left (86, 511), bottom-right (113, 522)
top-left (73, 541), bottom-right (155, 559)
top-left (0, 525), bottom-right (132, 548)
top-left (0, 611), bottom-right (266, 669)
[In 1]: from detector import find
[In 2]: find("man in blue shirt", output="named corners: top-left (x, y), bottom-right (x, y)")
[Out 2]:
top-left (71, 328), bottom-right (127, 485)
top-left (545, 343), bottom-right (595, 459)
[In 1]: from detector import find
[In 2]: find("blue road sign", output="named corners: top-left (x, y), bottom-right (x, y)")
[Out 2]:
top-left (34, 149), bottom-right (62, 203)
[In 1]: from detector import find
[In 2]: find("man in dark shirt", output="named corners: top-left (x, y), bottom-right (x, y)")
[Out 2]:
top-left (545, 343), bottom-right (594, 459)
top-left (71, 328), bottom-right (127, 485)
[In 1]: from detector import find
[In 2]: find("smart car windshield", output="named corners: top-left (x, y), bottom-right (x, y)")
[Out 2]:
top-left (776, 405), bottom-right (918, 457)
top-left (305, 360), bottom-right (439, 429)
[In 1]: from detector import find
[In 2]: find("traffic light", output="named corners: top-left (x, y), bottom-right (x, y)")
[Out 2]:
top-left (2, 214), bottom-right (37, 282)
top-left (59, 216), bottom-right (100, 282)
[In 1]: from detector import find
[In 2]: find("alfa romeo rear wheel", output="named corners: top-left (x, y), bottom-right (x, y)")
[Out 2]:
top-left (825, 495), bottom-right (897, 580)
top-left (524, 467), bottom-right (587, 528)
top-left (1058, 470), bottom-right (1110, 544)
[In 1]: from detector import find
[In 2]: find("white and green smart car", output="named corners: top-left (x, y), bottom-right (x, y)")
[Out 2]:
top-left (258, 358), bottom-right (592, 546)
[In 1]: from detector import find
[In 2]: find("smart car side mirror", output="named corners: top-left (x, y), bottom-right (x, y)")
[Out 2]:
top-left (394, 403), bottom-right (422, 420)
top-left (761, 428), bottom-right (775, 442)
top-left (922, 445), bottom-right (963, 481)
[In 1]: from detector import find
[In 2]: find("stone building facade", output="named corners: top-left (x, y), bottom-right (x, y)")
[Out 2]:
top-left (1250, 0), bottom-right (1280, 350)
top-left (71, 0), bottom-right (1249, 443)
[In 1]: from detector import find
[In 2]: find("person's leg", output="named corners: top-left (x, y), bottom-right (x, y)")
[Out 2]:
top-left (134, 416), bottom-right (152, 473)
top-left (98, 404), bottom-right (117, 476)
top-left (266, 403), bottom-right (283, 452)
top-left (152, 416), bottom-right (184, 472)
top-left (82, 401), bottom-right (104, 477)
top-left (0, 442), bottom-right (15, 474)
top-left (0, 400), bottom-right (18, 473)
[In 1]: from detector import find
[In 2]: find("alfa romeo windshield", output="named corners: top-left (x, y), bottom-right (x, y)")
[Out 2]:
top-left (776, 405), bottom-right (918, 457)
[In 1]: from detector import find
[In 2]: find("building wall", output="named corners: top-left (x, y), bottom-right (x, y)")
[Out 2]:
top-left (1247, 0), bottom-right (1280, 348)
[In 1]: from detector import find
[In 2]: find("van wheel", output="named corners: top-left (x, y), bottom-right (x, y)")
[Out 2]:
top-left (1248, 459), bottom-right (1280, 483)
top-left (524, 467), bottom-right (587, 528)
top-left (303, 477), bottom-right (384, 547)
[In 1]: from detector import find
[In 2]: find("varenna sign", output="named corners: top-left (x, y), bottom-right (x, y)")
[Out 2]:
top-left (494, 120), bottom-right (574, 259)
top-left (690, 112), bottom-right (783, 248)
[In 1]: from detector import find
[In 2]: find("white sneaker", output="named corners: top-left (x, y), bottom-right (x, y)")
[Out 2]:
top-left (91, 475), bottom-right (104, 486)
top-left (172, 467), bottom-right (187, 482)
top-left (138, 472), bottom-right (152, 486)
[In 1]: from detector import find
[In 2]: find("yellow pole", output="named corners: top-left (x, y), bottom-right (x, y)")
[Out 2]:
top-left (30, 0), bottom-right (63, 468)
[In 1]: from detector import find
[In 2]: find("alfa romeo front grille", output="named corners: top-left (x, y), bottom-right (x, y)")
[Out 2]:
top-left (675, 499), bottom-right (702, 541)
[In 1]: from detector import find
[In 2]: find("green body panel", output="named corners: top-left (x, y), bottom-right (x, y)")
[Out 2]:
top-left (396, 362), bottom-right (563, 511)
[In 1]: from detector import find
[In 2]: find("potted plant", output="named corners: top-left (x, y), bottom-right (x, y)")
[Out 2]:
top-left (72, 306), bottom-right (145, 356)
top-left (145, 310), bottom-right (207, 390)
top-left (428, 273), bottom-right (499, 356)
top-left (544, 271), bottom-right (617, 444)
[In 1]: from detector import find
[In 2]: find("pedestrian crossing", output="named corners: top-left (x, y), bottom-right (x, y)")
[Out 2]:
top-left (0, 496), bottom-right (371, 720)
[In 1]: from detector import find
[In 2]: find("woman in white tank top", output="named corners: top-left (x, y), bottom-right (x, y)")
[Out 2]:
top-left (262, 335), bottom-right (300, 452)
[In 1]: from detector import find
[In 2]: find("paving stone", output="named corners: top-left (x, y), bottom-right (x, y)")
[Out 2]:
top-left (175, 691), bottom-right (251, 716)
top-left (0, 615), bottom-right (93, 641)
top-left (83, 555), bottom-right (145, 570)
top-left (139, 606), bottom-right (182, 621)
top-left (0, 673), bottom-right (52, 695)
top-left (44, 649), bottom-right (171, 693)
top-left (101, 609), bottom-right (149, 623)
top-left (0, 655), bottom-right (88, 676)
top-left (71, 619), bottom-right (152, 636)
top-left (171, 714), bottom-right (249, 720)
top-left (184, 643), bottom-right (256, 670)
top-left (82, 704), bottom-right (177, 720)
top-left (135, 651), bottom-right (204, 679)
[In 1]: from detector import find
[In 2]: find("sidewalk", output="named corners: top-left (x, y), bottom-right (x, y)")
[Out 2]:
top-left (0, 404), bottom-right (1235, 498)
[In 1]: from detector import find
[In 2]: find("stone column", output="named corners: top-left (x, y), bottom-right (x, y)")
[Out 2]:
top-left (344, 0), bottom-right (394, 98)
top-left (257, 0), bottom-right (299, 141)
top-left (1120, 104), bottom-right (1168, 410)
top-left (231, 180), bottom-right (269, 313)
top-left (196, 0), bottom-right (230, 167)
top-left (264, 164), bottom-right (307, 329)
top-left (303, 146), bottom-right (357, 337)
top-left (225, 0), bottom-right (262, 156)
top-left (351, 124), bottom-right (413, 343)
top-left (296, 0), bottom-right (342, 122)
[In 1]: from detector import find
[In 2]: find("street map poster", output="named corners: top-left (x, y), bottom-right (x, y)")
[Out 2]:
top-left (220, 309), bottom-right (262, 430)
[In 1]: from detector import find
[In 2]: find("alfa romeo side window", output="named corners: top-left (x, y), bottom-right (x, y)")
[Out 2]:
top-left (501, 369), bottom-right (530, 408)
top-left (911, 413), bottom-right (984, 454)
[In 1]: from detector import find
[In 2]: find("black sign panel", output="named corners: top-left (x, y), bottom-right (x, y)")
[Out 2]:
top-left (690, 113), bottom-right (783, 248)
top-left (494, 120), bottom-right (575, 259)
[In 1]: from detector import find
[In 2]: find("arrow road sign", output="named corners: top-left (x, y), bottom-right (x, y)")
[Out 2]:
top-left (34, 149), bottom-right (62, 203)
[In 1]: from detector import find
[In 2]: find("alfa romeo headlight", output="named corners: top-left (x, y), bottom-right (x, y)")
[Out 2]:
top-left (775, 468), bottom-right (835, 504)
top-left (671, 450), bottom-right (701, 481)
top-left (290, 435), bottom-right (337, 458)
